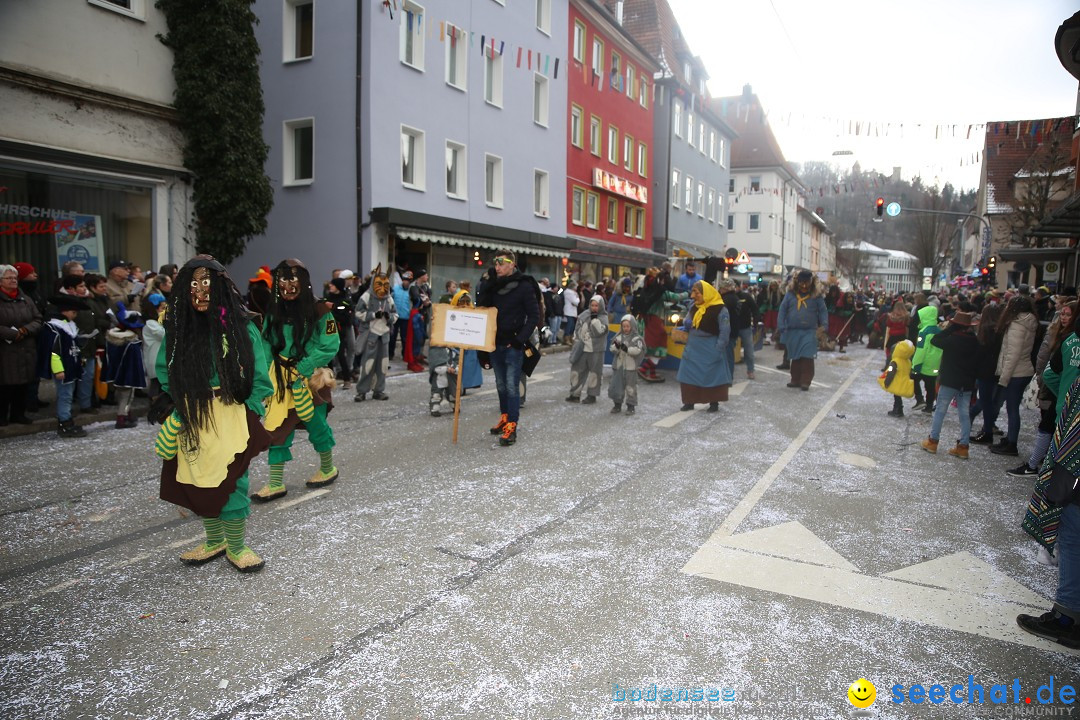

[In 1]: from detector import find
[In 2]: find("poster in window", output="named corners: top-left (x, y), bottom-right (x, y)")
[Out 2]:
top-left (55, 214), bottom-right (103, 273)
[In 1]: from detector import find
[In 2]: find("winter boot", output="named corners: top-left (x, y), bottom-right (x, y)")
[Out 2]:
top-left (948, 443), bottom-right (969, 460)
top-left (625, 405), bottom-right (635, 415)
top-left (499, 421), bottom-right (517, 446)
top-left (490, 413), bottom-right (509, 435)
top-left (920, 437), bottom-right (939, 454)
top-left (970, 430), bottom-right (993, 444)
top-left (610, 403), bottom-right (622, 414)
top-left (57, 419), bottom-right (87, 438)
top-left (1017, 605), bottom-right (1080, 649)
top-left (990, 441), bottom-right (1019, 457)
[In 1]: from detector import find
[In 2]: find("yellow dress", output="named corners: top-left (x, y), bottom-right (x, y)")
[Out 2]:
top-left (879, 339), bottom-right (915, 398)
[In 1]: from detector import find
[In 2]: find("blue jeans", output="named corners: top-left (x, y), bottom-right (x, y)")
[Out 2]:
top-left (737, 327), bottom-right (756, 374)
top-left (562, 316), bottom-right (576, 340)
top-left (1057, 503), bottom-right (1080, 613)
top-left (54, 379), bottom-right (75, 422)
top-left (970, 377), bottom-right (998, 432)
top-left (548, 315), bottom-right (562, 344)
top-left (929, 385), bottom-right (971, 445)
top-left (991, 376), bottom-right (1032, 444)
top-left (76, 357), bottom-right (95, 410)
top-left (490, 346), bottom-right (524, 423)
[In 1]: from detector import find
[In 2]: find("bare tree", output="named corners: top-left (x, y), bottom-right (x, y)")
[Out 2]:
top-left (835, 243), bottom-right (873, 288)
top-left (909, 189), bottom-right (953, 278)
top-left (1008, 136), bottom-right (1074, 248)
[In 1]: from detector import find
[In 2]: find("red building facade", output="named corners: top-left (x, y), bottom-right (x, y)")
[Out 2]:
top-left (566, 0), bottom-right (658, 266)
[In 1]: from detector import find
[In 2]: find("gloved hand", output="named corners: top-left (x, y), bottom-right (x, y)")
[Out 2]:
top-left (154, 412), bottom-right (183, 460)
top-left (508, 338), bottom-right (524, 350)
top-left (291, 376), bottom-right (315, 421)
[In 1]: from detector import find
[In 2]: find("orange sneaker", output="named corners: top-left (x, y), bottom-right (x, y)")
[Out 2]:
top-left (499, 421), bottom-right (517, 446)
top-left (489, 413), bottom-right (509, 435)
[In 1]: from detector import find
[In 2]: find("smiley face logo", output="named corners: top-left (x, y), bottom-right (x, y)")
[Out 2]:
top-left (847, 678), bottom-right (876, 708)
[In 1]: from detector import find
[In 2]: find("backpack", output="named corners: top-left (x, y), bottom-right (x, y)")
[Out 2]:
top-left (552, 289), bottom-right (565, 315)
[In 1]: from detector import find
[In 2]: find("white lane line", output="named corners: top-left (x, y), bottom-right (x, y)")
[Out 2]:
top-left (712, 354), bottom-right (870, 537)
top-left (754, 365), bottom-right (830, 388)
top-left (273, 488), bottom-right (332, 511)
top-left (729, 381), bottom-right (749, 397)
top-left (653, 408), bottom-right (701, 428)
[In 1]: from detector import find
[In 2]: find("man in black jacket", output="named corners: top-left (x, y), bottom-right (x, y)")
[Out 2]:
top-left (919, 311), bottom-right (979, 459)
top-left (721, 280), bottom-right (762, 380)
top-left (476, 250), bottom-right (540, 446)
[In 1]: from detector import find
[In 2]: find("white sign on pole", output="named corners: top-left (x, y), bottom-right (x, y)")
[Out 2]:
top-left (1044, 261), bottom-right (1061, 282)
top-left (922, 267), bottom-right (933, 277)
top-left (922, 277), bottom-right (932, 291)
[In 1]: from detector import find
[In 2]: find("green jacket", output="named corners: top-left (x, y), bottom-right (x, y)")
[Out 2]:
top-left (911, 305), bottom-right (943, 377)
top-left (1043, 332), bottom-right (1080, 417)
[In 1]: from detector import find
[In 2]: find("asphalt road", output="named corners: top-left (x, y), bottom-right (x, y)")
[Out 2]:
top-left (1, 344), bottom-right (1078, 720)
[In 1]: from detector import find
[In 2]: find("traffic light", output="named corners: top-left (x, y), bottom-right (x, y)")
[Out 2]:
top-left (875, 197), bottom-right (885, 217)
top-left (980, 267), bottom-right (989, 277)
top-left (987, 255), bottom-right (997, 271)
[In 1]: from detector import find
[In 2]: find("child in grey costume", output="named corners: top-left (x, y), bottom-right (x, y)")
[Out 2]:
top-left (609, 314), bottom-right (644, 415)
top-left (567, 297), bottom-right (609, 404)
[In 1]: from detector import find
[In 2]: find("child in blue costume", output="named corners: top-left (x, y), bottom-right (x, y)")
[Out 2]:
top-left (37, 294), bottom-right (89, 438)
top-left (155, 256), bottom-right (273, 572)
top-left (252, 259), bottom-right (341, 502)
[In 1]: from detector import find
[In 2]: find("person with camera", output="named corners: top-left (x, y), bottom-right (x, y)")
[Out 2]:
top-left (353, 269), bottom-right (396, 402)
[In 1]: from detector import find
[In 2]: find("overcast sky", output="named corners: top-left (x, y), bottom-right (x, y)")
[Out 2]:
top-left (667, 0), bottom-right (1079, 191)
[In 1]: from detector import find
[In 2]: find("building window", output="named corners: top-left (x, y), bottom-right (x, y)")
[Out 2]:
top-left (698, 123), bottom-right (705, 154)
top-left (573, 21), bottom-right (586, 63)
top-left (400, 125), bottom-right (424, 190)
top-left (683, 61), bottom-right (692, 81)
top-left (626, 65), bottom-right (635, 99)
top-left (534, 169), bottom-right (549, 217)
top-left (639, 79), bottom-right (648, 108)
top-left (535, 0), bottom-right (551, 34)
top-left (673, 102), bottom-right (683, 138)
top-left (570, 105), bottom-right (583, 148)
top-left (707, 188), bottom-right (715, 222)
top-left (445, 141), bottom-right (466, 200)
top-left (684, 176), bottom-right (693, 211)
top-left (534, 74), bottom-right (549, 126)
top-left (572, 186), bottom-right (585, 226)
top-left (750, 176), bottom-right (761, 193)
top-left (607, 125), bottom-right (618, 164)
top-left (624, 204), bottom-right (633, 237)
top-left (589, 116), bottom-right (602, 156)
top-left (284, 118), bottom-right (314, 185)
top-left (592, 38), bottom-right (604, 79)
top-left (718, 137), bottom-right (727, 167)
top-left (399, 2), bottom-right (425, 71)
top-left (586, 191), bottom-right (599, 229)
top-left (727, 214), bottom-right (734, 231)
top-left (484, 46), bottom-right (503, 106)
top-left (635, 208), bottom-right (645, 239)
top-left (716, 193), bottom-right (723, 224)
top-left (709, 131), bottom-right (717, 162)
top-left (284, 0), bottom-right (313, 61)
top-left (87, 0), bottom-right (145, 20)
top-left (686, 110), bottom-right (694, 148)
top-left (728, 177), bottom-right (735, 193)
top-left (485, 154), bottom-right (503, 208)
top-left (749, 213), bottom-right (760, 231)
top-left (672, 169), bottom-right (680, 208)
top-left (446, 24), bottom-right (467, 90)
top-left (637, 142), bottom-right (647, 178)
top-left (607, 198), bottom-right (617, 233)
top-left (610, 52), bottom-right (622, 91)
top-left (623, 135), bottom-right (633, 171)
top-left (696, 182), bottom-right (704, 217)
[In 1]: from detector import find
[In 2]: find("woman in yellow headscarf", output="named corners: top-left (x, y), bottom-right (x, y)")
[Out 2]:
top-left (675, 281), bottom-right (732, 412)
top-left (451, 290), bottom-right (483, 393)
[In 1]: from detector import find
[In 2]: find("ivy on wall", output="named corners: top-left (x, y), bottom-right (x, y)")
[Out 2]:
top-left (156, 0), bottom-right (273, 264)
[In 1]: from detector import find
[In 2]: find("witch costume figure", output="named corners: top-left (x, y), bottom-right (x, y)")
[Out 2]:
top-left (155, 256), bottom-right (274, 572)
top-left (353, 267), bottom-right (395, 402)
top-left (252, 259), bottom-right (341, 502)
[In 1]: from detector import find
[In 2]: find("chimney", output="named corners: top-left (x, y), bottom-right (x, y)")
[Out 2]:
top-left (742, 83), bottom-right (753, 99)
top-left (616, 0), bottom-right (624, 25)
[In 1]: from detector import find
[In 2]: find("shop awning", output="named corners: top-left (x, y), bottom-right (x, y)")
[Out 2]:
top-left (667, 239), bottom-right (720, 259)
top-left (395, 227), bottom-right (568, 259)
top-left (569, 235), bottom-right (667, 267)
top-left (1026, 191), bottom-right (1080, 240)
top-left (995, 246), bottom-right (1077, 263)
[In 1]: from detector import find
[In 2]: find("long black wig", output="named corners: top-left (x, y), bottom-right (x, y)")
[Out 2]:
top-left (263, 259), bottom-right (318, 402)
top-left (165, 256), bottom-right (255, 449)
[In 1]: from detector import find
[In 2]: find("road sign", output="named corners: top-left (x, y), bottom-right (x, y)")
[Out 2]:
top-left (735, 250), bottom-right (751, 265)
top-left (922, 277), bottom-right (932, 291)
top-left (1045, 261), bottom-right (1061, 282)
top-left (886, 202), bottom-right (901, 217)
top-left (922, 267), bottom-right (933, 277)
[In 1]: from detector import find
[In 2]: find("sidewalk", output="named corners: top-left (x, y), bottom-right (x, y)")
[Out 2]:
top-left (0, 343), bottom-right (571, 440)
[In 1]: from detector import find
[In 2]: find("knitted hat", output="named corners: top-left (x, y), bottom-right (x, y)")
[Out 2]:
top-left (248, 266), bottom-right (272, 288)
top-left (13, 262), bottom-right (35, 280)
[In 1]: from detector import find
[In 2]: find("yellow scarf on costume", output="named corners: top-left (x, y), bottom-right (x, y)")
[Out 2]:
top-left (451, 289), bottom-right (472, 306)
top-left (692, 282), bottom-right (724, 328)
top-left (796, 293), bottom-right (810, 310)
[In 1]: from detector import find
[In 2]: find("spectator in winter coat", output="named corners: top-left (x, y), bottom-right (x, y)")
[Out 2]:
top-left (970, 303), bottom-right (1004, 444)
top-left (911, 305), bottom-right (944, 414)
top-left (0, 264), bottom-right (42, 425)
top-left (920, 311), bottom-right (979, 459)
top-left (988, 295), bottom-right (1039, 456)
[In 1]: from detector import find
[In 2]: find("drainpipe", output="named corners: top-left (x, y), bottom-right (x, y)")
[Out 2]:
top-left (356, 1), bottom-right (365, 272)
top-left (662, 80), bottom-right (674, 257)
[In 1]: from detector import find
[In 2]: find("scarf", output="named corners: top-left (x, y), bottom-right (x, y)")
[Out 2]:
top-left (1, 287), bottom-right (17, 299)
top-left (796, 293), bottom-right (810, 310)
top-left (692, 282), bottom-right (723, 329)
top-left (451, 289), bottom-right (472, 307)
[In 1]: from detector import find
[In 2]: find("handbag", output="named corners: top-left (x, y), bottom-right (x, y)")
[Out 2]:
top-left (1022, 379), bottom-right (1040, 411)
top-left (670, 327), bottom-right (689, 344)
top-left (568, 339), bottom-right (584, 364)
